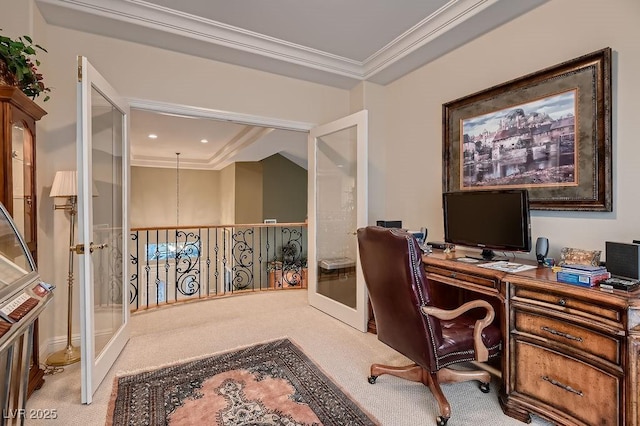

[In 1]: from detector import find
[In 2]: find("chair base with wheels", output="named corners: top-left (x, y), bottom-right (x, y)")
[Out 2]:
top-left (367, 362), bottom-right (491, 425)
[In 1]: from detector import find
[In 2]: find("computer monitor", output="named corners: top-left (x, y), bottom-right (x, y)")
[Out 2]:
top-left (443, 189), bottom-right (531, 260)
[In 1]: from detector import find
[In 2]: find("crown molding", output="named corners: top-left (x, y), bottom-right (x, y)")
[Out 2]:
top-left (39, 0), bottom-right (363, 77)
top-left (37, 0), bottom-right (527, 86)
top-left (362, 0), bottom-right (499, 78)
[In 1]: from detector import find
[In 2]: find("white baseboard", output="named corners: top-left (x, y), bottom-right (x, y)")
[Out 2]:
top-left (39, 334), bottom-right (81, 362)
top-left (40, 329), bottom-right (113, 362)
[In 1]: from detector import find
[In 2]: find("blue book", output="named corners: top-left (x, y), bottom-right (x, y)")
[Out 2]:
top-left (557, 270), bottom-right (610, 287)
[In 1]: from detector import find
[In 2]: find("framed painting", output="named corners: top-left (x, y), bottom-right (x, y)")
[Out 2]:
top-left (443, 48), bottom-right (612, 211)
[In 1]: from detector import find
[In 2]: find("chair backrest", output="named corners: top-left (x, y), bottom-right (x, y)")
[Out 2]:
top-left (357, 226), bottom-right (442, 370)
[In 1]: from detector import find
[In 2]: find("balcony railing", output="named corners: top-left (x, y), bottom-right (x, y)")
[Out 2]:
top-left (129, 223), bottom-right (308, 311)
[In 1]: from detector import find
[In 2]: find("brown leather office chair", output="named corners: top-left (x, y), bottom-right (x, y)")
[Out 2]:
top-left (357, 226), bottom-right (502, 426)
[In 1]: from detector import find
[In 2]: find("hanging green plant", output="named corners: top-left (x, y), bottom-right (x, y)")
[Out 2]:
top-left (0, 29), bottom-right (51, 101)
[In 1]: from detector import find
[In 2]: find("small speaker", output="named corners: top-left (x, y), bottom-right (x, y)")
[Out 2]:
top-left (536, 237), bottom-right (549, 264)
top-left (605, 241), bottom-right (640, 279)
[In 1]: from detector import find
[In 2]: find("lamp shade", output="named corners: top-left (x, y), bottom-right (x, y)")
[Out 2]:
top-left (49, 171), bottom-right (77, 198)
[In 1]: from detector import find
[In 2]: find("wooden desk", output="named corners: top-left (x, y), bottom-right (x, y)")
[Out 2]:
top-left (422, 250), bottom-right (640, 426)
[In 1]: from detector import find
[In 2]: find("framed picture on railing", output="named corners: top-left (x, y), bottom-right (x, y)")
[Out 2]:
top-left (443, 47), bottom-right (612, 211)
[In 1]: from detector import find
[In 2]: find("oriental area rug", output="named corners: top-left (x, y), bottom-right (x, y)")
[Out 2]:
top-left (106, 338), bottom-right (378, 425)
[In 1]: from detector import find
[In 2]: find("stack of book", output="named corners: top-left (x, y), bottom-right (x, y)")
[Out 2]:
top-left (555, 264), bottom-right (611, 287)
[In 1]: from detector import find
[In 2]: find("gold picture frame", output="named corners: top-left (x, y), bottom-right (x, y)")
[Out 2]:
top-left (443, 48), bottom-right (612, 211)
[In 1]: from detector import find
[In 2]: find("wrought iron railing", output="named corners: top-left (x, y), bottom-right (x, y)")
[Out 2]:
top-left (128, 223), bottom-right (308, 311)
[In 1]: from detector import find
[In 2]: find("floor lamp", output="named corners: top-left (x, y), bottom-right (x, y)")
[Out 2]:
top-left (46, 170), bottom-right (81, 366)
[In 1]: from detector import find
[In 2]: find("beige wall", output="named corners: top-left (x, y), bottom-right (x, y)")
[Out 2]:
top-left (130, 167), bottom-right (221, 228)
top-left (379, 0), bottom-right (640, 262)
top-left (234, 162), bottom-right (263, 224)
top-left (131, 156), bottom-right (305, 227)
top-left (351, 82), bottom-right (387, 225)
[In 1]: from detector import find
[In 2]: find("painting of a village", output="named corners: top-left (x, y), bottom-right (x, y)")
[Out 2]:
top-left (461, 90), bottom-right (577, 189)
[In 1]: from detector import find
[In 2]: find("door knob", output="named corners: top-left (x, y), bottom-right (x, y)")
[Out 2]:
top-left (90, 242), bottom-right (108, 252)
top-left (72, 242), bottom-right (108, 255)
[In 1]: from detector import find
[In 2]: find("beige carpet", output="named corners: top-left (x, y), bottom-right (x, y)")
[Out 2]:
top-left (26, 291), bottom-right (552, 425)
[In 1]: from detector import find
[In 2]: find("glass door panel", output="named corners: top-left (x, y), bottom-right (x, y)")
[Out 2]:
top-left (316, 127), bottom-right (357, 308)
top-left (90, 87), bottom-right (124, 356)
top-left (308, 110), bottom-right (368, 332)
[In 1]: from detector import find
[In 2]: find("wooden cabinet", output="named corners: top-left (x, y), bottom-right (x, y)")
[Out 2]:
top-left (421, 251), bottom-right (640, 426)
top-left (0, 87), bottom-right (47, 398)
top-left (508, 277), bottom-right (626, 425)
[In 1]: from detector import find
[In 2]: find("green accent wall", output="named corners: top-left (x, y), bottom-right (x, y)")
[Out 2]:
top-left (261, 154), bottom-right (307, 223)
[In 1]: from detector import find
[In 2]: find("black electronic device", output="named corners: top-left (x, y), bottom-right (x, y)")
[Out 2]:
top-left (427, 241), bottom-right (455, 251)
top-left (536, 237), bottom-right (549, 264)
top-left (376, 220), bottom-right (402, 228)
top-left (600, 277), bottom-right (640, 292)
top-left (442, 189), bottom-right (531, 261)
top-left (605, 241), bottom-right (640, 280)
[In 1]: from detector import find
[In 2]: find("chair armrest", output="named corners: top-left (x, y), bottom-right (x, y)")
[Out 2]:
top-left (421, 300), bottom-right (495, 362)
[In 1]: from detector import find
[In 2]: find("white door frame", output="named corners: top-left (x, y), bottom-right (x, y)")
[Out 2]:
top-left (127, 98), bottom-right (315, 132)
top-left (307, 110), bottom-right (369, 332)
top-left (77, 56), bottom-right (130, 403)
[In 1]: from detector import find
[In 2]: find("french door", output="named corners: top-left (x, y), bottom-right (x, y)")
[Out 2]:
top-left (307, 110), bottom-right (368, 331)
top-left (77, 56), bottom-right (130, 403)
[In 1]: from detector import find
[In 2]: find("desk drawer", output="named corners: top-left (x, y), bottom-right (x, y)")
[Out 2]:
top-left (513, 287), bottom-right (622, 324)
top-left (425, 266), bottom-right (498, 289)
top-left (514, 309), bottom-right (621, 364)
top-left (514, 340), bottom-right (620, 425)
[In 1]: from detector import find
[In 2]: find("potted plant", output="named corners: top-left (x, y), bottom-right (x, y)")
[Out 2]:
top-left (267, 242), bottom-right (308, 289)
top-left (0, 30), bottom-right (51, 101)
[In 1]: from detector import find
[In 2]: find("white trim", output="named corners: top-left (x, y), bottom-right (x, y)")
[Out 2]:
top-left (128, 98), bottom-right (315, 132)
top-left (362, 0), bottom-right (499, 78)
top-left (35, 0), bottom-right (546, 86)
top-left (39, 0), bottom-right (362, 78)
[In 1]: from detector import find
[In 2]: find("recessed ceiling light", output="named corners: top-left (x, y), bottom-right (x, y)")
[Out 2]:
top-left (200, 139), bottom-right (208, 143)
top-left (148, 134), bottom-right (158, 139)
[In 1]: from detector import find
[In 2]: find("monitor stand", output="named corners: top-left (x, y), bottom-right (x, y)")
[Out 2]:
top-left (465, 249), bottom-right (508, 262)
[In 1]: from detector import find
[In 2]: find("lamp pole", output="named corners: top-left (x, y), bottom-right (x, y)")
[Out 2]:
top-left (46, 195), bottom-right (80, 366)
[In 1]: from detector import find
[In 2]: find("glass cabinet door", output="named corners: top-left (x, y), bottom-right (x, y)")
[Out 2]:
top-left (10, 122), bottom-right (35, 251)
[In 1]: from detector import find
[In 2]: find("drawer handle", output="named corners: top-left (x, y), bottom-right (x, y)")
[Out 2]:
top-left (450, 272), bottom-right (456, 279)
top-left (542, 376), bottom-right (583, 397)
top-left (558, 298), bottom-right (567, 306)
top-left (541, 326), bottom-right (583, 342)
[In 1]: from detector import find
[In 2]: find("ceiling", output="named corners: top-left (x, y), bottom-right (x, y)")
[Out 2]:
top-left (129, 109), bottom-right (309, 170)
top-left (35, 0), bottom-right (548, 170)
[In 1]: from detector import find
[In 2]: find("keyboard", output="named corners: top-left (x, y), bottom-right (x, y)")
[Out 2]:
top-left (600, 277), bottom-right (640, 291)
